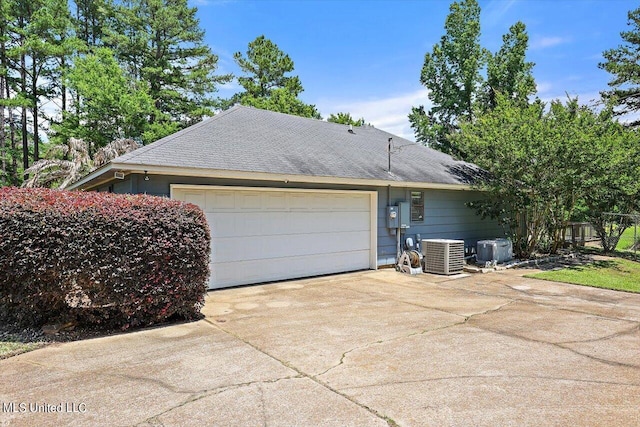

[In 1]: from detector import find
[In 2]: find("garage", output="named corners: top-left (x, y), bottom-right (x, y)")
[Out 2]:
top-left (171, 185), bottom-right (377, 289)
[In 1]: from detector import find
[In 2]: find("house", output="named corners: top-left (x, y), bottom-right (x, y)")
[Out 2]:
top-left (70, 105), bottom-right (503, 289)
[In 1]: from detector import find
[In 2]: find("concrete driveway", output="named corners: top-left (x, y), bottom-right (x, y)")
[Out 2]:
top-left (2, 269), bottom-right (640, 426)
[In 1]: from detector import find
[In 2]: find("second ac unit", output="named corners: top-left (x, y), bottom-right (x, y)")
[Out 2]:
top-left (477, 238), bottom-right (513, 264)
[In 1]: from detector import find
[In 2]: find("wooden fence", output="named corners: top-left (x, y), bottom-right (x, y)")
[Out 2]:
top-left (564, 222), bottom-right (599, 245)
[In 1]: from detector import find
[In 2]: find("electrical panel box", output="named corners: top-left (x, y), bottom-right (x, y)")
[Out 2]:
top-left (387, 206), bottom-right (399, 228)
top-left (398, 202), bottom-right (410, 229)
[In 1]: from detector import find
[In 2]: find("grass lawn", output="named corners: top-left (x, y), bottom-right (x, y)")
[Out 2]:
top-left (616, 226), bottom-right (639, 251)
top-left (525, 257), bottom-right (640, 293)
top-left (0, 340), bottom-right (46, 360)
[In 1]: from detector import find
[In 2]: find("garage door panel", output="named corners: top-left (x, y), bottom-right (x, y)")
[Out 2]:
top-left (335, 194), bottom-right (369, 211)
top-left (209, 211), bottom-right (370, 238)
top-left (173, 187), bottom-right (374, 289)
top-left (212, 230), bottom-right (370, 262)
top-left (183, 191), bottom-right (206, 208)
top-left (263, 192), bottom-right (287, 210)
top-left (212, 250), bottom-right (371, 288)
top-left (206, 190), bottom-right (235, 210)
top-left (237, 191), bottom-right (263, 210)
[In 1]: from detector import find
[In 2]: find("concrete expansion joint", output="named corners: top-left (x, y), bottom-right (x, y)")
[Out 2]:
top-left (469, 280), bottom-right (640, 324)
top-left (558, 322), bottom-right (640, 345)
top-left (471, 322), bottom-right (640, 370)
top-left (341, 373), bottom-right (640, 391)
top-left (202, 317), bottom-right (396, 425)
top-left (139, 375), bottom-right (303, 425)
top-left (140, 393), bottom-right (204, 427)
top-left (315, 302), bottom-right (518, 380)
top-left (555, 343), bottom-right (640, 370)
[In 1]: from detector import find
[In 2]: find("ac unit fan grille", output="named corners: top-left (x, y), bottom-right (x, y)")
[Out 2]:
top-left (423, 240), bottom-right (464, 275)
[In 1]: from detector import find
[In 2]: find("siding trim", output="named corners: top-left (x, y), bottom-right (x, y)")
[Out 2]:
top-left (71, 163), bottom-right (473, 192)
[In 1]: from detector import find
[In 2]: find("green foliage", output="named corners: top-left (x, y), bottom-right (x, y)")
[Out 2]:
top-left (409, 0), bottom-right (486, 154)
top-left (452, 96), bottom-right (547, 257)
top-left (452, 95), bottom-right (640, 258)
top-left (0, 340), bottom-right (45, 360)
top-left (22, 138), bottom-right (140, 189)
top-left (485, 21), bottom-right (536, 110)
top-left (578, 116), bottom-right (640, 250)
top-left (599, 6), bottom-right (640, 125)
top-left (0, 187), bottom-right (211, 330)
top-left (410, 0), bottom-right (536, 157)
top-left (4, 0), bottom-right (76, 168)
top-left (106, 0), bottom-right (231, 128)
top-left (234, 35), bottom-right (302, 99)
top-left (525, 258), bottom-right (640, 293)
top-left (72, 0), bottom-right (110, 46)
top-left (56, 48), bottom-right (169, 149)
top-left (0, 0), bottom-right (228, 187)
top-left (227, 35), bottom-right (320, 119)
top-left (327, 112), bottom-right (366, 126)
top-left (616, 226), bottom-right (640, 251)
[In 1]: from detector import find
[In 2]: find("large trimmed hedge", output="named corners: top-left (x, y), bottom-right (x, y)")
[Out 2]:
top-left (0, 187), bottom-right (211, 330)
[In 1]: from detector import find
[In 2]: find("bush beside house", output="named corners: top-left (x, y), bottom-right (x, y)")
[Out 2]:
top-left (0, 187), bottom-right (211, 330)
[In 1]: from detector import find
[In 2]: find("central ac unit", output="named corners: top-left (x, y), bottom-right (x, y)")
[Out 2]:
top-left (421, 239), bottom-right (465, 275)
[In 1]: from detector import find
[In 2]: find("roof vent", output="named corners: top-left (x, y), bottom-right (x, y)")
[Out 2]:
top-left (348, 124), bottom-right (354, 134)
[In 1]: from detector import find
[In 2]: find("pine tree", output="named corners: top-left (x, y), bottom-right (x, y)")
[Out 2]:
top-left (599, 6), bottom-right (640, 125)
top-left (107, 0), bottom-right (230, 131)
top-left (228, 35), bottom-right (321, 119)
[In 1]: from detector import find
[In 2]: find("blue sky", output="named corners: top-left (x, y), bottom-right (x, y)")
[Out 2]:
top-left (190, 0), bottom-right (634, 140)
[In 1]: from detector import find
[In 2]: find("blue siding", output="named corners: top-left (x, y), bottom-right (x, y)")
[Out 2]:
top-left (106, 174), bottom-right (504, 267)
top-left (375, 187), bottom-right (505, 266)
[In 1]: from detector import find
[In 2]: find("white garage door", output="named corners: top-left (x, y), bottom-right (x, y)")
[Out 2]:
top-left (172, 186), bottom-right (376, 289)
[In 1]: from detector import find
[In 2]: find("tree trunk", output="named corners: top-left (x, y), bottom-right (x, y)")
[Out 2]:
top-left (31, 58), bottom-right (39, 162)
top-left (60, 54), bottom-right (66, 114)
top-left (21, 51), bottom-right (28, 176)
top-left (5, 62), bottom-right (17, 185)
top-left (0, 75), bottom-right (6, 182)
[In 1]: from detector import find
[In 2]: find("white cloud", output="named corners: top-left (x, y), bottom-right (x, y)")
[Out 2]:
top-left (536, 81), bottom-right (553, 94)
top-left (219, 80), bottom-right (240, 91)
top-left (191, 0), bottom-right (234, 6)
top-left (530, 36), bottom-right (570, 50)
top-left (483, 0), bottom-right (517, 27)
top-left (318, 88), bottom-right (430, 141)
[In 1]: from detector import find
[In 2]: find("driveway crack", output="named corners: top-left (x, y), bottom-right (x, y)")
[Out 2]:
top-left (315, 301), bottom-right (516, 378)
top-left (471, 324), bottom-right (640, 369)
top-left (340, 373), bottom-right (640, 391)
top-left (137, 375), bottom-right (300, 425)
top-left (557, 323), bottom-right (640, 345)
top-left (203, 318), bottom-right (397, 426)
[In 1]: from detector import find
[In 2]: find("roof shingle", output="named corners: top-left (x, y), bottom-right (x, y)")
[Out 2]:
top-left (113, 105), bottom-right (480, 185)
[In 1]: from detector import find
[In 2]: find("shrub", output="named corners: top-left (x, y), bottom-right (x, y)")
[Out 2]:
top-left (0, 187), bottom-right (211, 330)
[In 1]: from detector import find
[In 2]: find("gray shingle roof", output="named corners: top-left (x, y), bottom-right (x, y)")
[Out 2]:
top-left (113, 105), bottom-right (481, 185)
